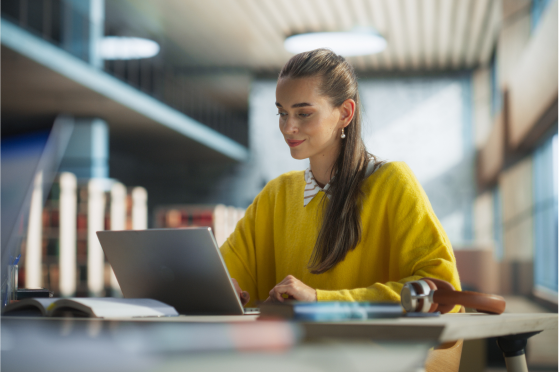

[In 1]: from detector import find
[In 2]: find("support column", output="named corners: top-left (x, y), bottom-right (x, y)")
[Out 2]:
top-left (61, 0), bottom-right (105, 66)
top-left (59, 118), bottom-right (109, 179)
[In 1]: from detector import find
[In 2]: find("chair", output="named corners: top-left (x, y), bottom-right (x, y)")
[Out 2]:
top-left (424, 307), bottom-right (465, 372)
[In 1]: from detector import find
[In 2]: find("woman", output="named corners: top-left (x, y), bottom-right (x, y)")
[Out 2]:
top-left (221, 48), bottom-right (461, 307)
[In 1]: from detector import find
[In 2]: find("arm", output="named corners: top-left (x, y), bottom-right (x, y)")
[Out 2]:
top-left (219, 192), bottom-right (262, 307)
top-left (316, 164), bottom-right (461, 310)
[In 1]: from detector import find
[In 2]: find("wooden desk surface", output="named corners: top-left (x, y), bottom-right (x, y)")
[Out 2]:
top-left (300, 313), bottom-right (558, 342)
top-left (6, 312), bottom-right (557, 343)
top-left (122, 312), bottom-right (558, 343)
top-left (3, 313), bottom-right (557, 372)
top-left (1, 317), bottom-right (434, 372)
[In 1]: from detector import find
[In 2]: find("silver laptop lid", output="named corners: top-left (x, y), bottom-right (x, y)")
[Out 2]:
top-left (97, 228), bottom-right (244, 315)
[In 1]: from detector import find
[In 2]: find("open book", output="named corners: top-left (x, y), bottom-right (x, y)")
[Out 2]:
top-left (2, 298), bottom-right (179, 318)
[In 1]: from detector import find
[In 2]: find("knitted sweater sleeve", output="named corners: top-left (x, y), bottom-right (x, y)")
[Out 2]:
top-left (219, 191), bottom-right (263, 307)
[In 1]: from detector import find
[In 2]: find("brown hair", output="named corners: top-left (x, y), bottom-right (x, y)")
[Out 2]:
top-left (279, 48), bottom-right (382, 274)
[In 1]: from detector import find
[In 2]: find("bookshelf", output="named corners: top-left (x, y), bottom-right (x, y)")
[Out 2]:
top-left (20, 173), bottom-right (148, 298)
top-left (154, 204), bottom-right (245, 247)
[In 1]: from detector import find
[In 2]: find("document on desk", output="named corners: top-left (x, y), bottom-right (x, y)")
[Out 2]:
top-left (259, 302), bottom-right (407, 321)
top-left (2, 298), bottom-right (179, 318)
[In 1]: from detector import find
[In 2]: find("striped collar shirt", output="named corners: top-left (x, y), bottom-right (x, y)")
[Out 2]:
top-left (303, 168), bottom-right (330, 207)
top-left (303, 160), bottom-right (384, 207)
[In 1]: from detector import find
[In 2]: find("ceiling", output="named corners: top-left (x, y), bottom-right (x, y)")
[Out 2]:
top-left (115, 0), bottom-right (503, 72)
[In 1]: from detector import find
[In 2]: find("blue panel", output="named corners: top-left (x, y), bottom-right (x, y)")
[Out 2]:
top-left (531, 0), bottom-right (553, 32)
top-left (533, 132), bottom-right (558, 295)
top-left (550, 134), bottom-right (559, 292)
top-left (461, 73), bottom-right (475, 241)
top-left (1, 131), bottom-right (50, 307)
top-left (493, 186), bottom-right (504, 261)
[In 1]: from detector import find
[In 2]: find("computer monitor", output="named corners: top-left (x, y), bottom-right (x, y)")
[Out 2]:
top-left (1, 116), bottom-right (73, 307)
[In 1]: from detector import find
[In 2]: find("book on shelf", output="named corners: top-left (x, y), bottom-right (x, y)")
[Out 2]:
top-left (259, 301), bottom-right (406, 321)
top-left (2, 298), bottom-right (178, 318)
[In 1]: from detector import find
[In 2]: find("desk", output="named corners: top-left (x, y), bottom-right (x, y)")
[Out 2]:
top-left (128, 313), bottom-right (556, 342)
top-left (299, 313), bottom-right (557, 342)
top-left (2, 313), bottom-right (557, 372)
top-left (1, 317), bottom-right (434, 372)
top-left (140, 312), bottom-right (559, 372)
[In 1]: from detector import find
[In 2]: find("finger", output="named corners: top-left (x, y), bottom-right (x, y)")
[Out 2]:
top-left (278, 275), bottom-right (296, 286)
top-left (269, 287), bottom-right (284, 302)
top-left (241, 291), bottom-right (250, 305)
top-left (273, 283), bottom-right (301, 301)
top-left (231, 278), bottom-right (242, 295)
top-left (273, 285), bottom-right (301, 300)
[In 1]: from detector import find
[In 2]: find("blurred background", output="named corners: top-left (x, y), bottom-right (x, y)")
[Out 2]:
top-left (1, 0), bottom-right (557, 370)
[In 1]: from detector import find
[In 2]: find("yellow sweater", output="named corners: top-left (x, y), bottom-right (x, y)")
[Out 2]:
top-left (220, 162), bottom-right (461, 307)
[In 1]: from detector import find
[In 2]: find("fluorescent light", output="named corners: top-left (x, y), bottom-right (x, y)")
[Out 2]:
top-left (284, 29), bottom-right (387, 57)
top-left (99, 37), bottom-right (160, 60)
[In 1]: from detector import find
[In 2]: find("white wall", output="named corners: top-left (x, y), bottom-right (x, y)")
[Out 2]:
top-left (360, 76), bottom-right (475, 243)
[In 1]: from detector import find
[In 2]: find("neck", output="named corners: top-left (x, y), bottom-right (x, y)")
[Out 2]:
top-left (309, 143), bottom-right (341, 187)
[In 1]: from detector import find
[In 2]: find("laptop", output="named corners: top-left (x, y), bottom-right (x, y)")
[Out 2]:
top-left (97, 228), bottom-right (258, 315)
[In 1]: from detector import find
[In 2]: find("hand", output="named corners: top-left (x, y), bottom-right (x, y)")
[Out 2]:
top-left (265, 275), bottom-right (317, 302)
top-left (231, 278), bottom-right (250, 306)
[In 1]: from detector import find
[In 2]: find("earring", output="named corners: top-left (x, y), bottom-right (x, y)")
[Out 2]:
top-left (341, 128), bottom-right (346, 139)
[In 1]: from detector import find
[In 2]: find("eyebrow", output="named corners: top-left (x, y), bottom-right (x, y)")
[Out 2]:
top-left (275, 102), bottom-right (313, 108)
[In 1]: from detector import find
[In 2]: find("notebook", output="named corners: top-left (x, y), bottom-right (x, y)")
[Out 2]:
top-left (2, 297), bottom-right (178, 318)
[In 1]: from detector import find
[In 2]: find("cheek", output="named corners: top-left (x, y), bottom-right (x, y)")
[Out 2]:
top-left (278, 118), bottom-right (287, 133)
top-left (305, 116), bottom-right (337, 140)
top-left (303, 119), bottom-right (321, 137)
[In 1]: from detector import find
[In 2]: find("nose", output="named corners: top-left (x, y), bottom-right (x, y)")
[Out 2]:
top-left (282, 116), bottom-right (298, 135)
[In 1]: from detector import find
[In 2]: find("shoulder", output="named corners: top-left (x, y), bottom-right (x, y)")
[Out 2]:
top-left (363, 161), bottom-right (423, 196)
top-left (260, 170), bottom-right (305, 198)
top-left (366, 161), bottom-right (416, 183)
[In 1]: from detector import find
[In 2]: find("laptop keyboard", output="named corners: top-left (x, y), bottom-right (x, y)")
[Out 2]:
top-left (244, 307), bottom-right (260, 315)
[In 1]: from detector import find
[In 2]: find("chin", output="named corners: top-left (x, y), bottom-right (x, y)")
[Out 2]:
top-left (289, 148), bottom-right (308, 160)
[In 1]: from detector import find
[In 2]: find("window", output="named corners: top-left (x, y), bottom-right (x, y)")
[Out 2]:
top-left (533, 132), bottom-right (558, 301)
top-left (531, 0), bottom-right (553, 32)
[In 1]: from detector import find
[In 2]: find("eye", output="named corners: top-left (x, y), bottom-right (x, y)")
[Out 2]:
top-left (277, 112), bottom-right (287, 117)
top-left (299, 113), bottom-right (311, 118)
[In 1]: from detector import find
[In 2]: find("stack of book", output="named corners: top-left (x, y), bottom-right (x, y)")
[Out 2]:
top-left (154, 204), bottom-right (246, 246)
top-left (21, 174), bottom-right (148, 299)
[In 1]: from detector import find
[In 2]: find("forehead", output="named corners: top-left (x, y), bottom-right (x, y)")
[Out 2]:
top-left (275, 76), bottom-right (326, 105)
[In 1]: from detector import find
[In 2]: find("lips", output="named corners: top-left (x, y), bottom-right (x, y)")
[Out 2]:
top-left (287, 139), bottom-right (305, 147)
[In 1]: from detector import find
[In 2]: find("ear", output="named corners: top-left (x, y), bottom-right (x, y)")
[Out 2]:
top-left (338, 99), bottom-right (356, 128)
